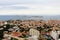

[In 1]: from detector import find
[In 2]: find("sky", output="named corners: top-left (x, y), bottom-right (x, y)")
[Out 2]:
top-left (0, 0), bottom-right (60, 15)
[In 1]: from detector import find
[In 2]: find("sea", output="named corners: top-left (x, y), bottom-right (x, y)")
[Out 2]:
top-left (0, 15), bottom-right (60, 21)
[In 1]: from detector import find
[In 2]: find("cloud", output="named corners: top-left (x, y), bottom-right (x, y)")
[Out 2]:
top-left (0, 0), bottom-right (60, 15)
top-left (0, 4), bottom-right (60, 15)
top-left (0, 8), bottom-right (60, 15)
top-left (0, 4), bottom-right (60, 10)
top-left (0, 4), bottom-right (30, 10)
top-left (0, 6), bottom-right (29, 10)
top-left (0, 0), bottom-right (60, 5)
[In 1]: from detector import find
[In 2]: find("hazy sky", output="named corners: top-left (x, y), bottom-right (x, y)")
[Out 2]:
top-left (0, 0), bottom-right (60, 15)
